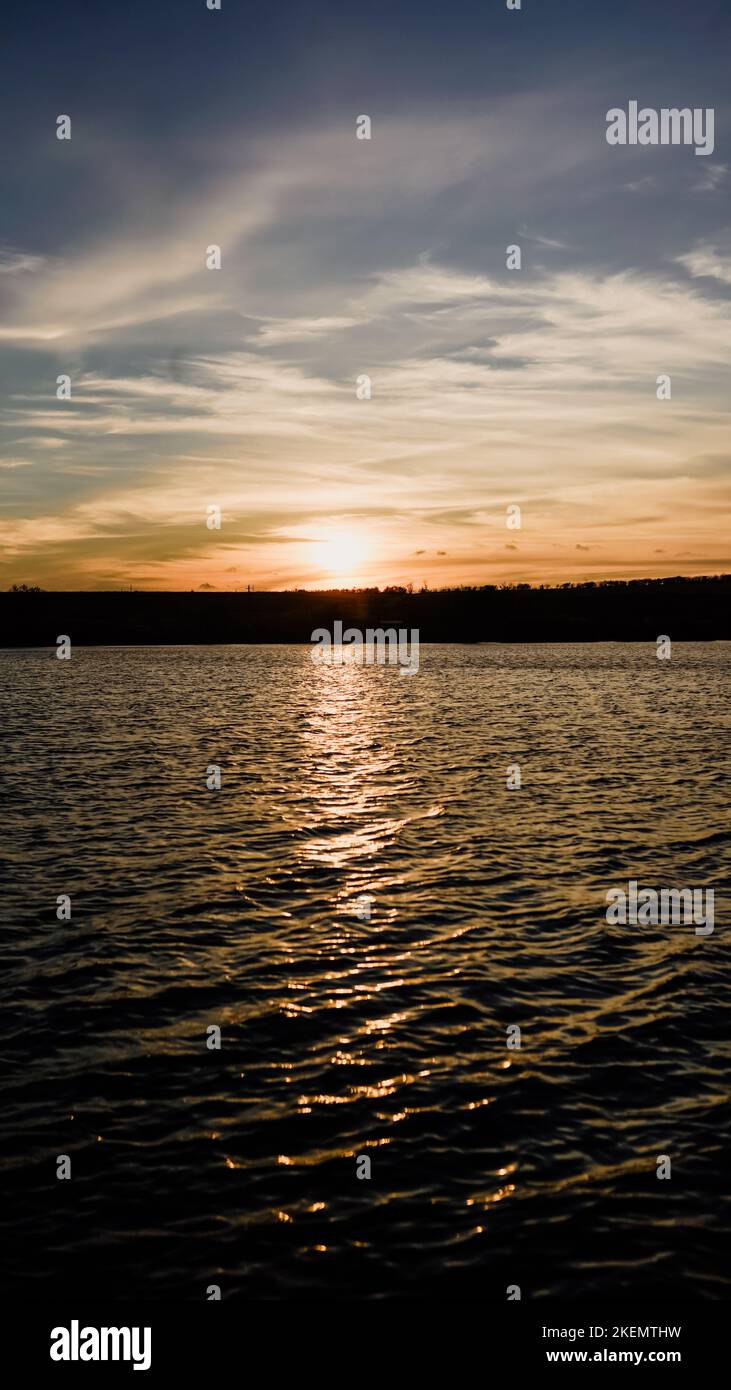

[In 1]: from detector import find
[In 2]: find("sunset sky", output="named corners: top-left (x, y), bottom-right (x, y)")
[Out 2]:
top-left (1, 0), bottom-right (730, 591)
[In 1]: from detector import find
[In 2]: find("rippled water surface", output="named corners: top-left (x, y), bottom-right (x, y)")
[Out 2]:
top-left (2, 643), bottom-right (729, 1299)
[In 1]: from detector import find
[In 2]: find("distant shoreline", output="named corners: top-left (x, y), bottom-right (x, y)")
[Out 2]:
top-left (2, 575), bottom-right (729, 646)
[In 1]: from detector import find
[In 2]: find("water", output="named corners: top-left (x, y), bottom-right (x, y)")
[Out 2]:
top-left (2, 643), bottom-right (729, 1299)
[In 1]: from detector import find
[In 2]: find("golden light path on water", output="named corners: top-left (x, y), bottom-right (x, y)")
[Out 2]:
top-left (3, 643), bottom-right (728, 1296)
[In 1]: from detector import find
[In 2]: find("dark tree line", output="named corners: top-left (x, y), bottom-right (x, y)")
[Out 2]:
top-left (2, 574), bottom-right (728, 645)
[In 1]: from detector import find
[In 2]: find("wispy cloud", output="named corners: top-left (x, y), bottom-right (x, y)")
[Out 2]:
top-left (692, 163), bottom-right (728, 193)
top-left (676, 240), bottom-right (731, 285)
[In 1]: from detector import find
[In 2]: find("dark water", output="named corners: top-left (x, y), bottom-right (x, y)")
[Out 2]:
top-left (2, 643), bottom-right (729, 1300)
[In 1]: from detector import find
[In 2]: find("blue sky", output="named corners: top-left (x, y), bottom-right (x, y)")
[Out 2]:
top-left (1, 0), bottom-right (729, 588)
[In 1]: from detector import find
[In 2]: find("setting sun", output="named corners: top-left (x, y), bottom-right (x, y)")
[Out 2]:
top-left (314, 530), bottom-right (370, 582)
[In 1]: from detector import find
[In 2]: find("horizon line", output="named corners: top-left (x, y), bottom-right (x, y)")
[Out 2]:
top-left (5, 573), bottom-right (730, 596)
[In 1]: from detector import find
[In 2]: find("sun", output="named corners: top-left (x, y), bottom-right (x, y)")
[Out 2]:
top-left (314, 529), bottom-right (370, 581)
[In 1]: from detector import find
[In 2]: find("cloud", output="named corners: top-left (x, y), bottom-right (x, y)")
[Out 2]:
top-left (692, 163), bottom-right (728, 193)
top-left (253, 316), bottom-right (359, 346)
top-left (623, 175), bottom-right (658, 193)
top-left (676, 242), bottom-right (731, 286)
top-left (517, 226), bottom-right (570, 251)
top-left (0, 249), bottom-right (47, 275)
top-left (0, 94), bottom-right (611, 351)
